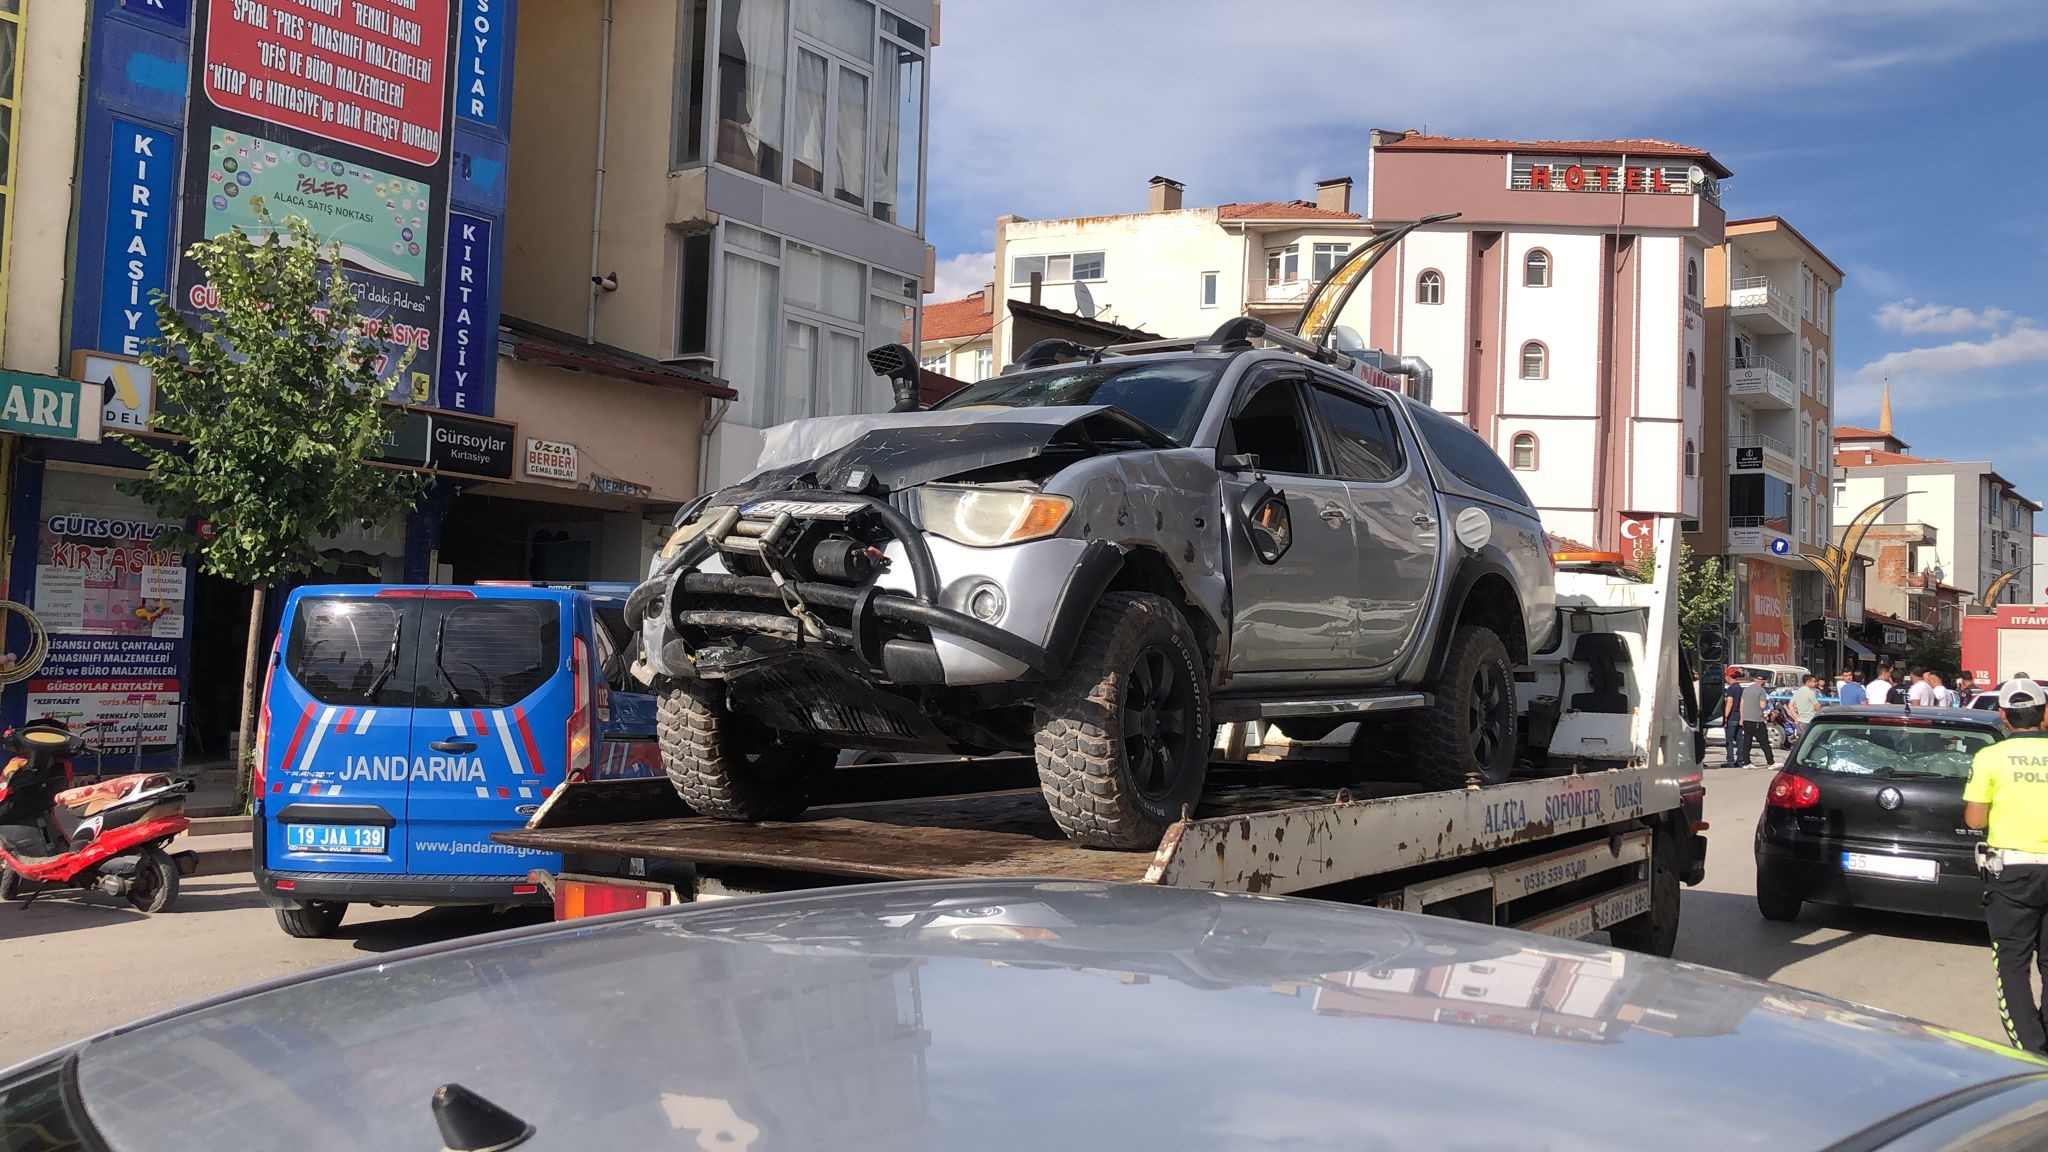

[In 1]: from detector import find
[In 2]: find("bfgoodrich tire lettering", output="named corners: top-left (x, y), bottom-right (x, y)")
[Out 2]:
top-left (659, 680), bottom-right (833, 821)
top-left (1402, 625), bottom-right (1517, 789)
top-left (1033, 592), bottom-right (1210, 850)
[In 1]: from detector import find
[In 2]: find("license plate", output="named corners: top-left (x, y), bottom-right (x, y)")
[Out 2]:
top-left (286, 823), bottom-right (386, 854)
top-left (1841, 851), bottom-right (1939, 883)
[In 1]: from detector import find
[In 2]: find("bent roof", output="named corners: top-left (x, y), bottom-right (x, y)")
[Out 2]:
top-left (500, 315), bottom-right (735, 399)
top-left (1376, 133), bottom-right (1733, 179)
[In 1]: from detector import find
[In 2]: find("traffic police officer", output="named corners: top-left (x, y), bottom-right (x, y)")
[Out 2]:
top-left (1964, 676), bottom-right (2048, 1053)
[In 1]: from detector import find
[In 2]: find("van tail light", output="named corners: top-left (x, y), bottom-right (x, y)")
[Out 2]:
top-left (251, 638), bottom-right (280, 799)
top-left (567, 636), bottom-right (593, 783)
top-left (1766, 771), bottom-right (1822, 810)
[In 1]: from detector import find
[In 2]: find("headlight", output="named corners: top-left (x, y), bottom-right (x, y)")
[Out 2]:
top-left (917, 486), bottom-right (1072, 547)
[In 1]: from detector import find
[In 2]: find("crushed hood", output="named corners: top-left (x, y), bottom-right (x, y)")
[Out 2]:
top-left (741, 405), bottom-right (1171, 492)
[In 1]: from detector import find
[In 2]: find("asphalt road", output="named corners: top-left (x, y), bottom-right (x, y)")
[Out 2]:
top-left (0, 761), bottom-right (2014, 1069)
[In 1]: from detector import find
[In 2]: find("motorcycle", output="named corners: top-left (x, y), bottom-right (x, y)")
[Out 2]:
top-left (0, 718), bottom-right (197, 912)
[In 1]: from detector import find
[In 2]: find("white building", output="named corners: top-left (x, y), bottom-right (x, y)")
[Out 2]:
top-left (1835, 416), bottom-right (2038, 608)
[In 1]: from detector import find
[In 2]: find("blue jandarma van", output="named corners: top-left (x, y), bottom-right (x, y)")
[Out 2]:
top-left (253, 584), bottom-right (656, 938)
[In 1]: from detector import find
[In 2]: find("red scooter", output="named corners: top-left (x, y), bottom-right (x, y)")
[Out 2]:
top-left (0, 718), bottom-right (197, 912)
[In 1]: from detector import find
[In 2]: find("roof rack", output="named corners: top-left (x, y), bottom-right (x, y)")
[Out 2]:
top-left (1000, 316), bottom-right (1357, 375)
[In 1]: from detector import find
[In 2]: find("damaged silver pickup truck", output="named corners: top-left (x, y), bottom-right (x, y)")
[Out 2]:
top-left (629, 316), bottom-right (1556, 849)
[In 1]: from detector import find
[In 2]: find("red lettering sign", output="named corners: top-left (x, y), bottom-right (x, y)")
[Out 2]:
top-left (1652, 167), bottom-right (1672, 192)
top-left (1623, 167), bottom-right (1643, 191)
top-left (203, 0), bottom-right (451, 167)
top-left (1563, 165), bottom-right (1585, 190)
top-left (1529, 164), bottom-right (1550, 189)
top-left (1593, 165), bottom-right (1614, 190)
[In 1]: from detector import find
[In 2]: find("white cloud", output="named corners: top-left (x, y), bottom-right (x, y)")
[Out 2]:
top-left (1838, 322), bottom-right (2048, 419)
top-left (925, 1), bottom-right (2048, 233)
top-left (927, 250), bottom-right (995, 302)
top-left (1874, 298), bottom-right (2013, 335)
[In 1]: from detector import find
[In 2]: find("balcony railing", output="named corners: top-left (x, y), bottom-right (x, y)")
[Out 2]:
top-left (1727, 354), bottom-right (1796, 408)
top-left (1250, 277), bottom-right (1312, 305)
top-left (1730, 432), bottom-right (1793, 458)
top-left (1727, 276), bottom-right (1799, 332)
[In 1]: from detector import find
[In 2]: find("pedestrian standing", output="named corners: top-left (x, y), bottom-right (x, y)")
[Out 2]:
top-left (1716, 667), bottom-right (1745, 764)
top-left (1837, 669), bottom-right (1867, 707)
top-left (1870, 666), bottom-right (1899, 706)
top-left (1909, 669), bottom-right (1939, 708)
top-left (1964, 678), bottom-right (2048, 1054)
top-left (1789, 674), bottom-right (1822, 738)
top-left (1931, 672), bottom-right (1960, 708)
top-left (1739, 673), bottom-right (1775, 767)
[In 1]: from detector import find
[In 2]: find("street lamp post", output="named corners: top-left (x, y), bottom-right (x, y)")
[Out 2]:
top-left (1800, 491), bottom-right (1919, 677)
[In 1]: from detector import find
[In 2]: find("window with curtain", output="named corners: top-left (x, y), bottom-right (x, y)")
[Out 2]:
top-left (1686, 257), bottom-right (1699, 299)
top-left (795, 0), bottom-right (873, 62)
top-left (1524, 249), bottom-right (1550, 288)
top-left (717, 0), bottom-right (788, 179)
top-left (786, 241), bottom-right (862, 323)
top-left (1685, 440), bottom-right (1697, 478)
top-left (789, 49), bottom-right (829, 192)
top-left (833, 65), bottom-right (868, 206)
top-left (721, 249), bottom-right (782, 425)
top-left (1520, 341), bottom-right (1547, 380)
top-left (1685, 351), bottom-right (1696, 389)
top-left (871, 25), bottom-right (924, 228)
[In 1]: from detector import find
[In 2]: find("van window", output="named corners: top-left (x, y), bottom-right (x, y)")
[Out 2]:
top-left (418, 601), bottom-right (561, 709)
top-left (285, 598), bottom-right (408, 707)
top-left (593, 605), bottom-right (641, 692)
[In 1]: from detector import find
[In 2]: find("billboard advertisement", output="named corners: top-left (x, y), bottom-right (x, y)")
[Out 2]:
top-left (178, 0), bottom-right (459, 404)
top-left (1745, 559), bottom-right (1792, 664)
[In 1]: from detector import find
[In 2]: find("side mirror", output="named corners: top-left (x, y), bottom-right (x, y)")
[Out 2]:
top-left (1237, 481), bottom-right (1292, 564)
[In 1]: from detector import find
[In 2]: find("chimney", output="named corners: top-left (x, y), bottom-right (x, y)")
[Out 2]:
top-left (1315, 177), bottom-right (1352, 215)
top-left (1148, 175), bottom-right (1184, 213)
top-left (981, 283), bottom-right (994, 314)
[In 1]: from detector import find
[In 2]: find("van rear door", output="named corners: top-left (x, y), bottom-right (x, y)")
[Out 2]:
top-left (263, 591), bottom-right (416, 874)
top-left (403, 590), bottom-right (571, 877)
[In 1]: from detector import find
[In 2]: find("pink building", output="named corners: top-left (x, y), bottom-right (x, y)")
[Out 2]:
top-left (1356, 131), bottom-right (1731, 550)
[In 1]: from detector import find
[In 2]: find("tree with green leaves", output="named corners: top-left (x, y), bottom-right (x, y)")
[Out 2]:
top-left (1907, 628), bottom-right (1961, 678)
top-left (1632, 541), bottom-right (1737, 650)
top-left (123, 202), bottom-right (420, 794)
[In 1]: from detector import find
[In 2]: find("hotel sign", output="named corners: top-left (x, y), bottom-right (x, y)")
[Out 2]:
top-left (1511, 158), bottom-right (1702, 195)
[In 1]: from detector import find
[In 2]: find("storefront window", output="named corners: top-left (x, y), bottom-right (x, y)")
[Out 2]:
top-left (717, 0), bottom-right (787, 180)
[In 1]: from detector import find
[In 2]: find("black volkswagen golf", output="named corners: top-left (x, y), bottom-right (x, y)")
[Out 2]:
top-left (1755, 705), bottom-right (2007, 922)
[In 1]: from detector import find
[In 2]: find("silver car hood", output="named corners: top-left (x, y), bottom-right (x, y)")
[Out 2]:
top-left (751, 406), bottom-right (1110, 477)
top-left (43, 881), bottom-right (2048, 1152)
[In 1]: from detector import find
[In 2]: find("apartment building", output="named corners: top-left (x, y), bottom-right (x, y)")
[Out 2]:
top-left (1692, 217), bottom-right (1842, 669)
top-left (987, 176), bottom-right (1373, 362)
top-left (503, 0), bottom-right (936, 491)
top-left (1835, 417), bottom-right (2038, 611)
top-left (1356, 132), bottom-right (1729, 549)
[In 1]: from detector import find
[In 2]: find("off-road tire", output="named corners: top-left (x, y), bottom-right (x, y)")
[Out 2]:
top-left (275, 900), bottom-right (348, 938)
top-left (1609, 830), bottom-right (1682, 957)
top-left (659, 680), bottom-right (833, 821)
top-left (1756, 884), bottom-right (1802, 923)
top-left (125, 845), bottom-right (180, 914)
top-left (1399, 625), bottom-right (1518, 790)
top-left (1034, 592), bottom-right (1210, 850)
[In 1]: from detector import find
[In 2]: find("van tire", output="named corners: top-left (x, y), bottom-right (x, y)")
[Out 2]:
top-left (1033, 593), bottom-right (1210, 851)
top-left (275, 901), bottom-right (348, 938)
top-left (659, 680), bottom-right (831, 822)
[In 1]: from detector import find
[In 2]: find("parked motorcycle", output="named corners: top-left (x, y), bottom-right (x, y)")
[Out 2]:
top-left (0, 718), bottom-right (197, 912)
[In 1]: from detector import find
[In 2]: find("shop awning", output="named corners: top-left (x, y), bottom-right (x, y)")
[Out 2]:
top-left (1841, 638), bottom-right (1877, 660)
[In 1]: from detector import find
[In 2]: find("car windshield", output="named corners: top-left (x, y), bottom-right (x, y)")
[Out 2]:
top-left (1794, 720), bottom-right (1998, 779)
top-left (931, 358), bottom-right (1227, 444)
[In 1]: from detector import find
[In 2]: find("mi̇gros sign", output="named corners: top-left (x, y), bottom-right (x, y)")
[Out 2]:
top-left (0, 370), bottom-right (102, 443)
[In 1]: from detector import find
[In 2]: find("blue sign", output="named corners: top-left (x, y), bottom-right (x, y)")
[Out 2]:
top-left (437, 212), bottom-right (496, 414)
top-left (1770, 537), bottom-right (1792, 556)
top-left (457, 0), bottom-right (507, 129)
top-left (118, 0), bottom-right (188, 28)
top-left (97, 119), bottom-right (178, 358)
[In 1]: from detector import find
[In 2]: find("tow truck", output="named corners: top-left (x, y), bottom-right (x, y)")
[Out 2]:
top-left (498, 519), bottom-right (1708, 955)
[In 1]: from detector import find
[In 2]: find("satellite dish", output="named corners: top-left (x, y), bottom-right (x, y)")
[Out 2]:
top-left (1686, 164), bottom-right (1706, 186)
top-left (1073, 280), bottom-right (1097, 319)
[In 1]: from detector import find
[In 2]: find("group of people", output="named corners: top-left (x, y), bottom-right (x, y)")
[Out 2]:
top-left (1704, 664), bottom-right (1975, 767)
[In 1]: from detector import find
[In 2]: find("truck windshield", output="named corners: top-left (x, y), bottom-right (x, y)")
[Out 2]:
top-left (931, 358), bottom-right (1227, 445)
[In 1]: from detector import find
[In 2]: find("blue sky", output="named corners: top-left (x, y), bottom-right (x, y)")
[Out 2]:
top-left (922, 1), bottom-right (2048, 498)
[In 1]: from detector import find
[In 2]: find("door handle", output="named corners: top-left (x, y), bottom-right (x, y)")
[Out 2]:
top-left (1412, 513), bottom-right (1438, 528)
top-left (430, 739), bottom-right (478, 754)
top-left (1319, 504), bottom-right (1349, 524)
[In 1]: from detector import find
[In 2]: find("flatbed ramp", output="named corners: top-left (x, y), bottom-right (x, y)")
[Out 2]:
top-left (498, 758), bottom-right (1681, 898)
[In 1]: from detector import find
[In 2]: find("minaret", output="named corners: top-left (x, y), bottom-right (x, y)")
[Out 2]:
top-left (1879, 378), bottom-right (1893, 437)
